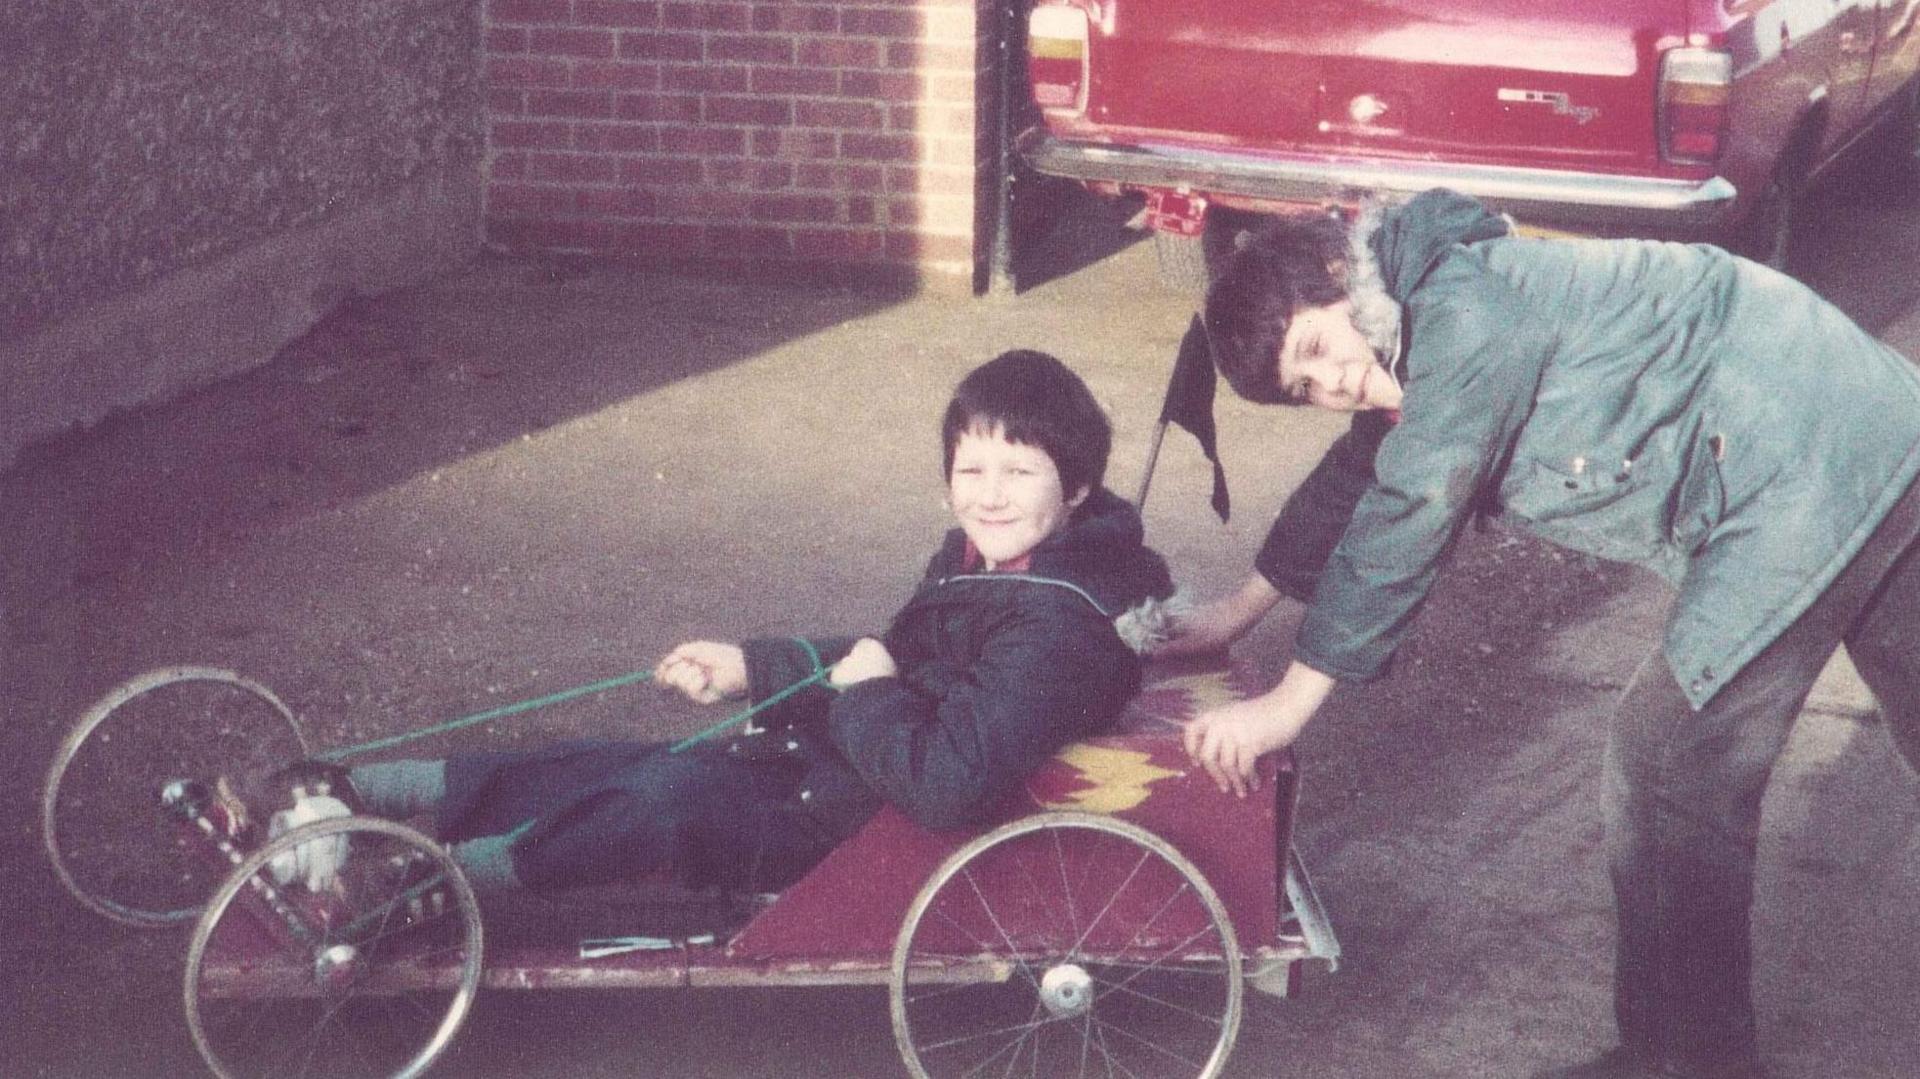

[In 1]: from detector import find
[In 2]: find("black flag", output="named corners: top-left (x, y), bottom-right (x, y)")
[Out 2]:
top-left (1159, 314), bottom-right (1230, 521)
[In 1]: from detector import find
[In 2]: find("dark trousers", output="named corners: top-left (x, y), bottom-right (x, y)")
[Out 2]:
top-left (1603, 481), bottom-right (1920, 1071)
top-left (439, 740), bottom-right (839, 895)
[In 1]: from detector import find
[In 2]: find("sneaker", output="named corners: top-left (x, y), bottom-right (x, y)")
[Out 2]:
top-left (264, 791), bottom-right (356, 894)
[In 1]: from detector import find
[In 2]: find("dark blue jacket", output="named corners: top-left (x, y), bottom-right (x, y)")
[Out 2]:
top-left (742, 485), bottom-right (1174, 834)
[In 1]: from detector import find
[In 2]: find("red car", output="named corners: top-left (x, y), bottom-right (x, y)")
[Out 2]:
top-left (1020, 0), bottom-right (1920, 286)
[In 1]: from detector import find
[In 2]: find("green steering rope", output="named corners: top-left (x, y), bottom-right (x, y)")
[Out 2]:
top-left (318, 639), bottom-right (834, 762)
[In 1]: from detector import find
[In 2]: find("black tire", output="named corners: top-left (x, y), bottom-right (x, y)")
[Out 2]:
top-left (1150, 209), bottom-right (1251, 297)
top-left (1151, 229), bottom-right (1214, 295)
top-left (1740, 168), bottom-right (1799, 273)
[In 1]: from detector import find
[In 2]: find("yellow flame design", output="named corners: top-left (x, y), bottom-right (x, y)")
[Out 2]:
top-left (1042, 743), bottom-right (1182, 813)
top-left (1142, 671), bottom-right (1243, 722)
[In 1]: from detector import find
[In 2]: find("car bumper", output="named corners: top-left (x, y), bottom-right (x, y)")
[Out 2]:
top-left (1019, 130), bottom-right (1739, 233)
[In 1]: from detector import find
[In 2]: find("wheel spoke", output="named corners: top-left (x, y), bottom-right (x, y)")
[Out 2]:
top-left (187, 818), bottom-right (481, 1079)
top-left (1090, 1019), bottom-right (1145, 1079)
top-left (1049, 826), bottom-right (1084, 945)
top-left (1067, 847), bottom-right (1154, 958)
top-left (916, 1013), bottom-right (1050, 1057)
top-left (1091, 1014), bottom-right (1208, 1072)
top-left (894, 814), bottom-right (1241, 1079)
top-left (959, 866), bottom-right (1047, 992)
top-left (1097, 970), bottom-right (1229, 1029)
top-left (1096, 922), bottom-right (1228, 1005)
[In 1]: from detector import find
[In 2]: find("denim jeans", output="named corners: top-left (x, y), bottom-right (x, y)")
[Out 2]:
top-left (1602, 476), bottom-right (1920, 1072)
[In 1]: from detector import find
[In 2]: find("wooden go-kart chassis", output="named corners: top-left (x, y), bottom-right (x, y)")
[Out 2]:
top-left (44, 662), bottom-right (1341, 1079)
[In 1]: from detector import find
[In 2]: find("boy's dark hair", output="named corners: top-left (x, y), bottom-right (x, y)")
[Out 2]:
top-left (1203, 212), bottom-right (1353, 405)
top-left (942, 350), bottom-right (1110, 497)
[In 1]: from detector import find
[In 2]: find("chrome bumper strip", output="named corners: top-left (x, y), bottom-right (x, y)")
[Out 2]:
top-left (1019, 130), bottom-right (1738, 230)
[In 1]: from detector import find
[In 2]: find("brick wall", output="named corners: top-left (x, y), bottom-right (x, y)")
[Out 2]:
top-left (482, 0), bottom-right (994, 290)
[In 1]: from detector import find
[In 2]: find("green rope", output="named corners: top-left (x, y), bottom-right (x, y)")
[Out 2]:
top-left (317, 638), bottom-right (837, 762)
top-left (317, 668), bottom-right (659, 762)
top-left (667, 667), bottom-right (832, 753)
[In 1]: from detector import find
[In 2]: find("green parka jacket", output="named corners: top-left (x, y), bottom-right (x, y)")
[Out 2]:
top-left (1268, 189), bottom-right (1920, 708)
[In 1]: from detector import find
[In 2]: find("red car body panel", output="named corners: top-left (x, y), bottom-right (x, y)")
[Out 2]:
top-left (1023, 0), bottom-right (1920, 243)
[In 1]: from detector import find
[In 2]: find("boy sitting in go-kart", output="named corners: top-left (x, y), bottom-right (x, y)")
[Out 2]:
top-left (201, 350), bottom-right (1177, 901)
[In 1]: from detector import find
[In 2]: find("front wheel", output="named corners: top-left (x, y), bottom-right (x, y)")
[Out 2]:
top-left (184, 817), bottom-right (484, 1079)
top-left (42, 666), bottom-right (310, 928)
top-left (890, 812), bottom-right (1243, 1079)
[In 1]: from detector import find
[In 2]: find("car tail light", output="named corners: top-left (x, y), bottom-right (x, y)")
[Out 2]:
top-left (1029, 3), bottom-right (1091, 116)
top-left (1659, 47), bottom-right (1731, 164)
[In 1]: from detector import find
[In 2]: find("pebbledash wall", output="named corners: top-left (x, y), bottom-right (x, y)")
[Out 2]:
top-left (1, 1), bottom-right (1003, 470)
top-left (479, 0), bottom-right (996, 290)
top-left (1, 1), bottom-right (485, 471)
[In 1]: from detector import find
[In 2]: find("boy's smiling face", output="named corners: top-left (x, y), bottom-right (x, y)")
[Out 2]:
top-left (949, 423), bottom-right (1087, 569)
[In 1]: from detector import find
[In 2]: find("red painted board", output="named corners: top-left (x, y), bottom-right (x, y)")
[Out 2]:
top-left (727, 660), bottom-right (1293, 962)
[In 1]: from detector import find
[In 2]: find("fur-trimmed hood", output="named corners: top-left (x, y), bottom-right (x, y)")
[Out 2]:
top-left (1344, 200), bottom-right (1408, 374)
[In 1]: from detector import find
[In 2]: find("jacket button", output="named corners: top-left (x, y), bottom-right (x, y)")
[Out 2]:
top-left (728, 743), bottom-right (741, 755)
top-left (798, 789), bottom-right (813, 803)
top-left (1564, 479), bottom-right (1579, 489)
top-left (785, 739), bottom-right (799, 752)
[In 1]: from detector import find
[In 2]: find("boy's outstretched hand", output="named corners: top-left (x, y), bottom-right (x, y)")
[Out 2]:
top-left (1182, 661), bottom-right (1335, 797)
top-left (656, 641), bottom-right (749, 704)
top-left (1151, 574), bottom-right (1282, 659)
top-left (830, 637), bottom-right (897, 688)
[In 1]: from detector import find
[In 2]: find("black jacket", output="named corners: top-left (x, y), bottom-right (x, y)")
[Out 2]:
top-left (740, 486), bottom-right (1174, 835)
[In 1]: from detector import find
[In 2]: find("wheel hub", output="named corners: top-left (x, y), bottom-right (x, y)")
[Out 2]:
top-left (1039, 963), bottom-right (1093, 1018)
top-left (312, 942), bottom-right (364, 991)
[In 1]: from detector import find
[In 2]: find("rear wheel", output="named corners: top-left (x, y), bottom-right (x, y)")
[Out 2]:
top-left (184, 817), bottom-right (483, 1079)
top-left (1150, 210), bottom-right (1250, 297)
top-left (1151, 230), bottom-right (1214, 295)
top-left (1741, 168), bottom-right (1800, 272)
top-left (891, 812), bottom-right (1243, 1079)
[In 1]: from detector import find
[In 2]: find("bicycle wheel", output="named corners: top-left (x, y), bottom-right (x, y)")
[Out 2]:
top-left (184, 817), bottom-right (483, 1079)
top-left (891, 812), bottom-right (1243, 1079)
top-left (42, 666), bottom-right (310, 927)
